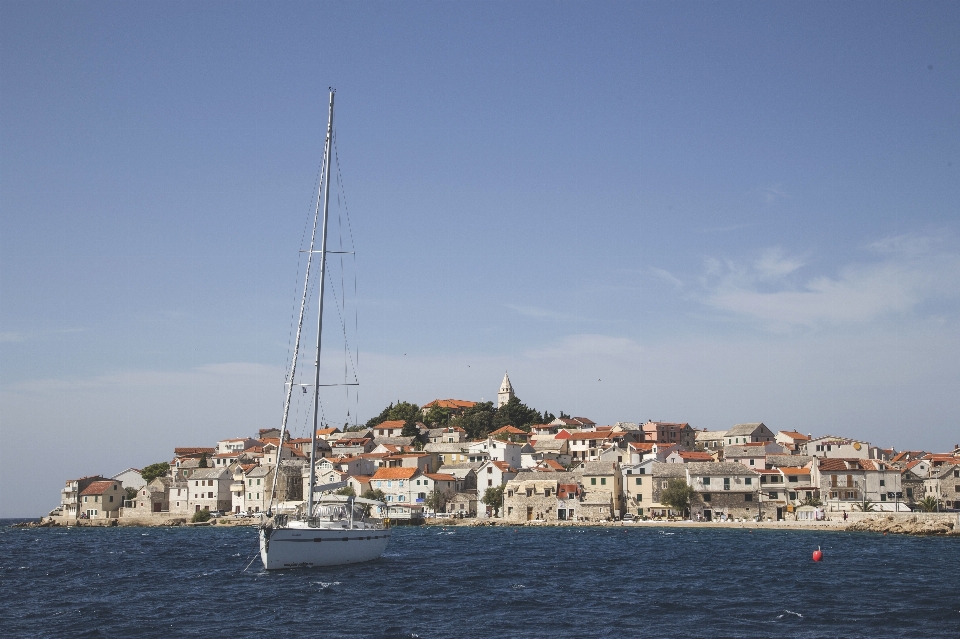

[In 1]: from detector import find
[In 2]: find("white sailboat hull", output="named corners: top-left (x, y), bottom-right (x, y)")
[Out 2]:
top-left (259, 526), bottom-right (391, 569)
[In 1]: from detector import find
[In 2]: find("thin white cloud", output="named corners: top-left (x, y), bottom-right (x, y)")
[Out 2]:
top-left (504, 304), bottom-right (586, 322)
top-left (700, 235), bottom-right (960, 329)
top-left (651, 267), bottom-right (683, 289)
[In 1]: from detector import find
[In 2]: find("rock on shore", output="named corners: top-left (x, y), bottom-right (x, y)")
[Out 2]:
top-left (846, 515), bottom-right (959, 536)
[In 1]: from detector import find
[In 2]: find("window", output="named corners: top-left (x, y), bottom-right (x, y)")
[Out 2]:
top-left (635, 478), bottom-right (642, 486)
top-left (723, 478), bottom-right (730, 490)
top-left (488, 479), bottom-right (493, 487)
top-left (749, 459), bottom-right (755, 466)
top-left (487, 467), bottom-right (493, 474)
top-left (880, 494), bottom-right (887, 501)
top-left (744, 494), bottom-right (752, 502)
top-left (769, 491), bottom-right (778, 499)
top-left (846, 475), bottom-right (853, 488)
top-left (745, 478), bottom-right (752, 485)
top-left (703, 477), bottom-right (711, 485)
top-left (789, 492), bottom-right (796, 500)
top-left (591, 478), bottom-right (597, 485)
top-left (662, 481), bottom-right (668, 489)
top-left (880, 480), bottom-right (885, 487)
top-left (601, 478), bottom-right (607, 486)
top-left (831, 475), bottom-right (838, 487)
top-left (637, 495), bottom-right (642, 501)
top-left (703, 493), bottom-right (711, 502)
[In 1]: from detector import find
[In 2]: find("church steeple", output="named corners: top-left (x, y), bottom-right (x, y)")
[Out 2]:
top-left (497, 372), bottom-right (515, 408)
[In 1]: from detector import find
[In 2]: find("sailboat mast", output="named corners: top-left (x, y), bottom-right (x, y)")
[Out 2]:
top-left (307, 88), bottom-right (336, 516)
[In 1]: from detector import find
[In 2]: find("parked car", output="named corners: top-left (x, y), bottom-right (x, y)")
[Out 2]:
top-left (621, 513), bottom-right (636, 522)
top-left (209, 511), bottom-right (225, 517)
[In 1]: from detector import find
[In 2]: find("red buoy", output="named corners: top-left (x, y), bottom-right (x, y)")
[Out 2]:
top-left (812, 547), bottom-right (823, 562)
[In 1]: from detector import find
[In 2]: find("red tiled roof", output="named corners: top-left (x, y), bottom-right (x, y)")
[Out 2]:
top-left (174, 447), bottom-right (214, 455)
top-left (371, 467), bottom-right (418, 480)
top-left (676, 451), bottom-right (714, 460)
top-left (375, 420), bottom-right (406, 429)
top-left (425, 473), bottom-right (457, 481)
top-left (80, 481), bottom-right (119, 496)
top-left (423, 399), bottom-right (477, 410)
top-left (491, 425), bottom-right (527, 435)
top-left (491, 461), bottom-right (517, 472)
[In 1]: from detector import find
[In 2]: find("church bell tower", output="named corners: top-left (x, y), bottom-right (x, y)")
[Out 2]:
top-left (497, 372), bottom-right (515, 408)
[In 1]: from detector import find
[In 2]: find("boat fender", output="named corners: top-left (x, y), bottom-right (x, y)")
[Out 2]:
top-left (812, 546), bottom-right (823, 562)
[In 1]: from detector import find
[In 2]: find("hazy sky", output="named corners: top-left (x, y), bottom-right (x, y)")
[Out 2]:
top-left (2, 1), bottom-right (959, 516)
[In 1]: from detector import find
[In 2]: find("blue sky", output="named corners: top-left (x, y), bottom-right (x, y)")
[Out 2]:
top-left (2, 1), bottom-right (959, 516)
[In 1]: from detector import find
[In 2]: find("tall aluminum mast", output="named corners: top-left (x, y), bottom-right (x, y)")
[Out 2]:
top-left (306, 88), bottom-right (336, 517)
top-left (268, 89), bottom-right (334, 512)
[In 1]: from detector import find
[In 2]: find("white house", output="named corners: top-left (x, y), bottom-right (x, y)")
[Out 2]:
top-left (724, 423), bottom-right (776, 446)
top-left (111, 468), bottom-right (146, 491)
top-left (469, 438), bottom-right (522, 468)
top-left (216, 437), bottom-right (261, 455)
top-left (475, 459), bottom-right (519, 491)
top-left (187, 467), bottom-right (232, 513)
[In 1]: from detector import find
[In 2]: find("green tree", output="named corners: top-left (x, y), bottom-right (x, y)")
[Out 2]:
top-left (450, 401), bottom-right (496, 440)
top-left (425, 489), bottom-right (452, 514)
top-left (854, 497), bottom-right (876, 512)
top-left (198, 453), bottom-right (208, 468)
top-left (191, 508), bottom-right (211, 523)
top-left (124, 487), bottom-right (138, 502)
top-left (492, 396), bottom-right (543, 432)
top-left (918, 496), bottom-right (939, 512)
top-left (660, 479), bottom-right (696, 517)
top-left (800, 495), bottom-right (823, 507)
top-left (141, 462), bottom-right (170, 483)
top-left (366, 400), bottom-right (423, 438)
top-left (361, 488), bottom-right (386, 502)
top-left (483, 485), bottom-right (505, 517)
top-left (335, 486), bottom-right (356, 497)
top-left (423, 405), bottom-right (452, 427)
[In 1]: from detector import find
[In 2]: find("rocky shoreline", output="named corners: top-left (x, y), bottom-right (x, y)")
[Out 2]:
top-left (11, 514), bottom-right (959, 537)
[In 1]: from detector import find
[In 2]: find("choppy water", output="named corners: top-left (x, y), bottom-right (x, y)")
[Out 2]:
top-left (2, 519), bottom-right (959, 638)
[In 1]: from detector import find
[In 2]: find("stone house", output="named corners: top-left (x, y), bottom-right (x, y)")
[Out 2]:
top-left (525, 438), bottom-right (571, 468)
top-left (437, 463), bottom-right (480, 492)
top-left (665, 450), bottom-right (717, 464)
top-left (695, 430), bottom-right (727, 452)
top-left (684, 462), bottom-right (760, 521)
top-left (503, 472), bottom-right (582, 523)
top-left (446, 490), bottom-right (478, 516)
top-left (724, 423), bottom-right (776, 447)
top-left (79, 480), bottom-right (124, 519)
top-left (578, 461), bottom-right (623, 518)
top-left (923, 464), bottom-right (960, 509)
top-left (723, 442), bottom-right (788, 468)
top-left (648, 462), bottom-right (690, 518)
top-left (133, 477), bottom-right (171, 513)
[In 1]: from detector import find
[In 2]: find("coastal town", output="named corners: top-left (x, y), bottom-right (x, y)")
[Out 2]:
top-left (48, 374), bottom-right (960, 533)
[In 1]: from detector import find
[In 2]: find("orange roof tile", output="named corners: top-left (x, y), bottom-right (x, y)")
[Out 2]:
top-left (423, 399), bottom-right (477, 410)
top-left (80, 481), bottom-right (119, 496)
top-left (371, 467), bottom-right (418, 480)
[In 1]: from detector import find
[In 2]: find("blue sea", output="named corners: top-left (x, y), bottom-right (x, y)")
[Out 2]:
top-left (1, 519), bottom-right (958, 638)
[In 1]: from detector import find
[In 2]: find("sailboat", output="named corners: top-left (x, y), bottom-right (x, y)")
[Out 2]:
top-left (258, 89), bottom-right (390, 569)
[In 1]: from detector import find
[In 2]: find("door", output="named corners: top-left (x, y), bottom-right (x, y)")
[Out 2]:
top-left (776, 507), bottom-right (784, 521)
top-left (153, 502), bottom-right (161, 513)
top-left (526, 506), bottom-right (533, 521)
top-left (703, 510), bottom-right (712, 521)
